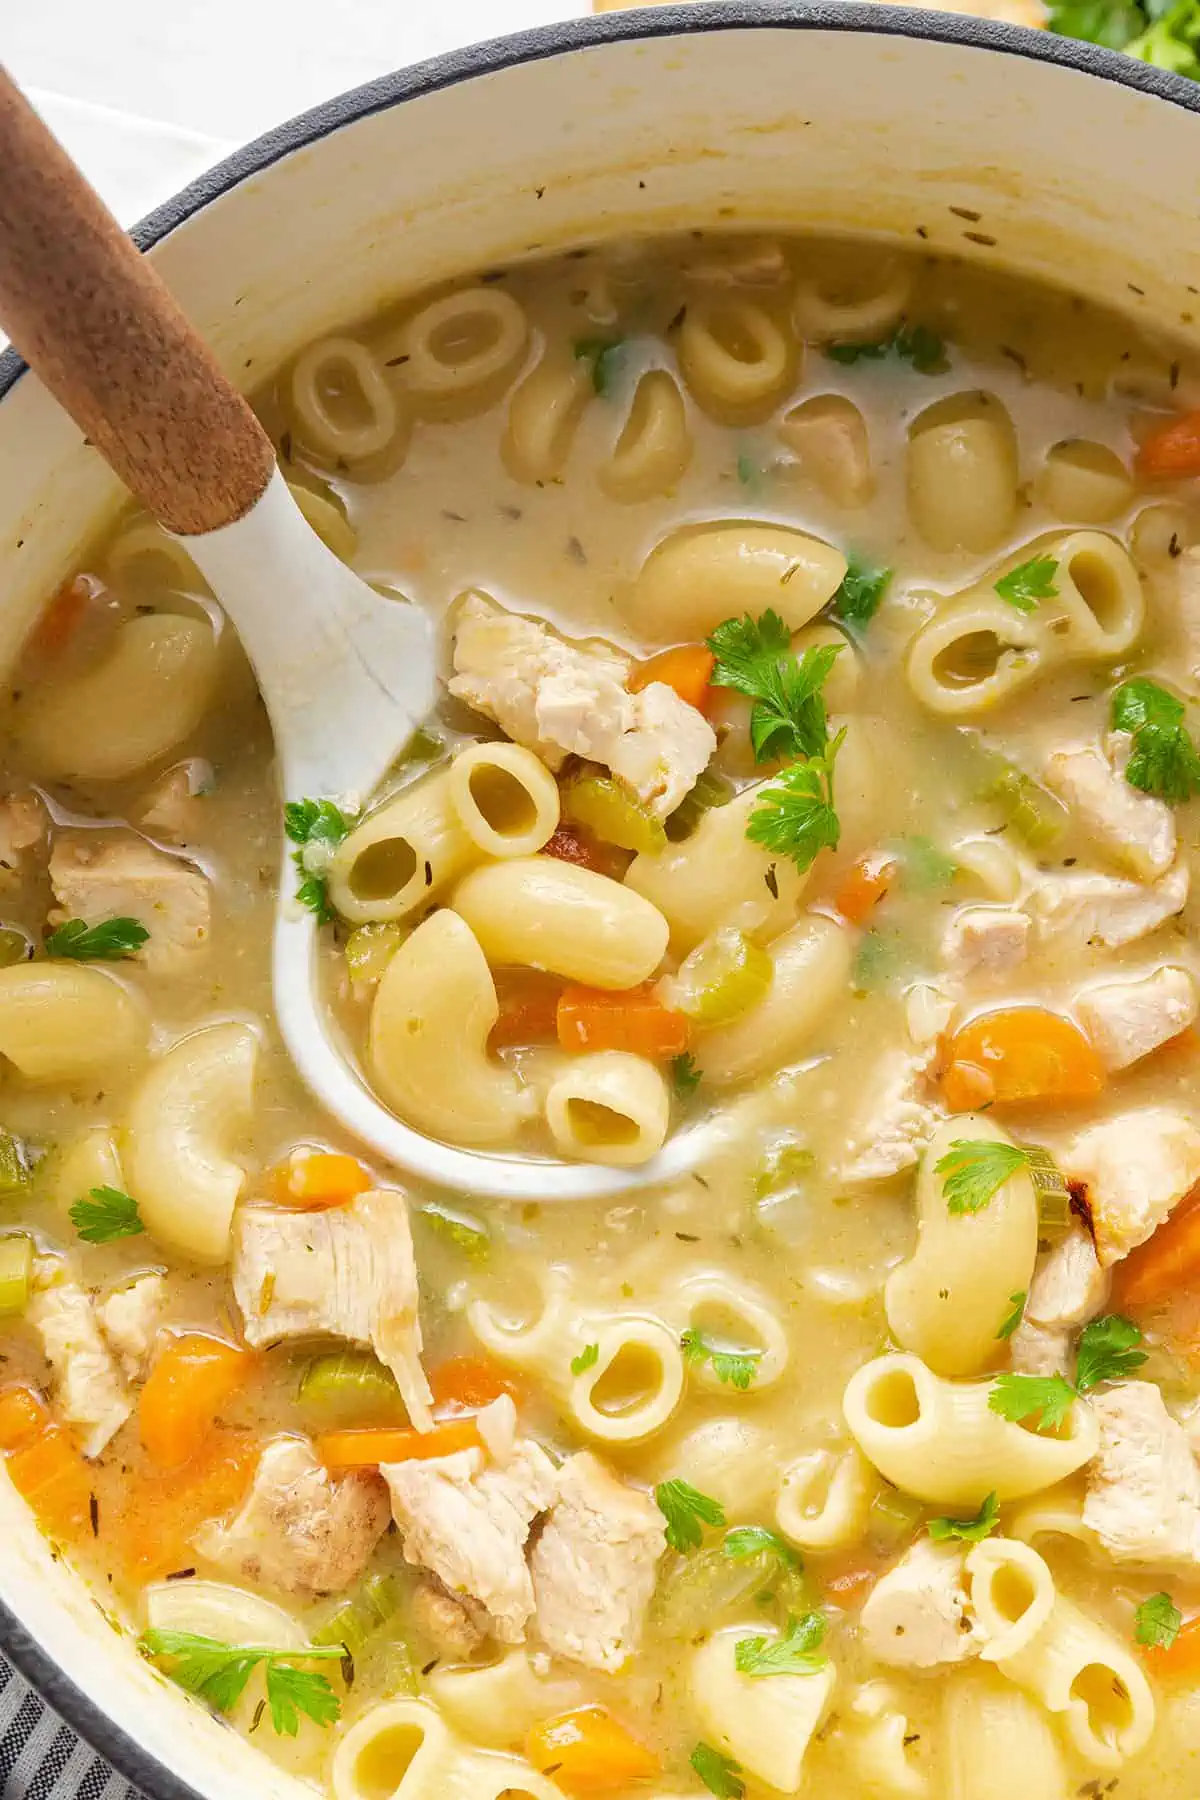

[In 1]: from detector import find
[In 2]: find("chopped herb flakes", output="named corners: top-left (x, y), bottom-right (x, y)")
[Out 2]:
top-left (573, 337), bottom-right (624, 396)
top-left (928, 1491), bottom-right (1001, 1544)
top-left (707, 612), bottom-right (840, 764)
top-left (1074, 1313), bottom-right (1146, 1392)
top-left (44, 917), bottom-right (148, 960)
top-left (988, 1372), bottom-right (1076, 1433)
top-left (570, 1343), bottom-right (600, 1376)
top-left (833, 556), bottom-right (893, 630)
top-left (671, 1052), bottom-right (703, 1097)
top-left (690, 1743), bottom-right (745, 1799)
top-left (654, 1478), bottom-right (726, 1553)
top-left (69, 1186), bottom-right (144, 1244)
top-left (825, 324), bottom-right (947, 374)
top-left (997, 1291), bottom-right (1027, 1340)
top-left (936, 1139), bottom-right (1030, 1216)
top-left (1111, 677), bottom-right (1200, 803)
top-left (1135, 1591), bottom-right (1182, 1650)
top-left (733, 1611), bottom-right (827, 1677)
top-left (140, 1630), bottom-right (343, 1735)
top-left (995, 554), bottom-right (1059, 613)
top-left (284, 798), bottom-right (352, 923)
top-left (681, 1327), bottom-right (760, 1391)
top-left (745, 732), bottom-right (844, 873)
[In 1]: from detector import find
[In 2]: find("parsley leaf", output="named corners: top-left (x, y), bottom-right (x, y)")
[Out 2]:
top-left (681, 1328), bottom-right (760, 1392)
top-left (573, 337), bottom-right (624, 396)
top-left (928, 1491), bottom-right (1001, 1544)
top-left (745, 731), bottom-right (844, 873)
top-left (671, 1051), bottom-right (703, 1098)
top-left (140, 1631), bottom-right (343, 1735)
top-left (655, 1478), bottom-right (726, 1553)
top-left (1127, 0), bottom-right (1200, 77)
top-left (936, 1139), bottom-right (1029, 1216)
top-left (997, 1291), bottom-right (1027, 1341)
top-left (284, 797), bottom-right (352, 924)
top-left (1135, 1591), bottom-right (1183, 1650)
top-left (44, 917), bottom-right (149, 960)
top-left (833, 556), bottom-right (893, 631)
top-left (995, 555), bottom-right (1059, 613)
top-left (1111, 678), bottom-right (1200, 803)
top-left (1075, 1314), bottom-right (1146, 1392)
top-left (988, 1372), bottom-right (1076, 1434)
top-left (733, 1611), bottom-right (828, 1677)
top-left (571, 1343), bottom-right (600, 1376)
top-left (723, 1525), bottom-right (799, 1567)
top-left (69, 1186), bottom-right (144, 1245)
top-left (707, 613), bottom-right (840, 764)
top-left (825, 324), bottom-right (947, 374)
top-left (266, 1661), bottom-right (341, 1736)
top-left (690, 1743), bottom-right (745, 1800)
top-left (1047, 0), bottom-right (1146, 48)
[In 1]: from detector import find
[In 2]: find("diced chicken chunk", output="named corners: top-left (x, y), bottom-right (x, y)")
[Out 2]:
top-left (0, 795), bottom-right (45, 890)
top-left (1063, 1107), bottom-right (1200, 1267)
top-left (1044, 743), bottom-right (1175, 881)
top-left (1076, 967), bottom-right (1198, 1072)
top-left (194, 1435), bottom-right (389, 1595)
top-left (840, 1049), bottom-right (946, 1183)
top-left (1083, 1382), bottom-right (1200, 1568)
top-left (96, 1272), bottom-right (167, 1381)
top-left (233, 1188), bottom-right (431, 1429)
top-left (1008, 1318), bottom-right (1072, 1379)
top-left (449, 592), bottom-right (716, 817)
top-left (409, 1578), bottom-right (487, 1659)
top-left (530, 1451), bottom-right (666, 1672)
top-left (941, 905), bottom-right (1030, 977)
top-left (1025, 1225), bottom-right (1107, 1330)
top-left (48, 834), bottom-right (210, 976)
top-left (27, 1261), bottom-right (130, 1457)
top-left (383, 1412), bottom-right (558, 1645)
top-left (1031, 861), bottom-right (1189, 953)
top-left (859, 1538), bottom-right (984, 1669)
top-left (138, 760), bottom-right (213, 844)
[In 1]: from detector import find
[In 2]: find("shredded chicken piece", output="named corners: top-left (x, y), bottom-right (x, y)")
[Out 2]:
top-left (941, 905), bottom-right (1030, 977)
top-left (859, 1538), bottom-right (984, 1668)
top-left (1083, 1382), bottom-right (1200, 1568)
top-left (96, 1272), bottom-right (167, 1381)
top-left (1076, 967), bottom-right (1198, 1072)
top-left (409, 1578), bottom-right (486, 1660)
top-left (27, 1260), bottom-right (130, 1457)
top-left (839, 1049), bottom-right (945, 1182)
top-left (1031, 861), bottom-right (1189, 953)
top-left (1025, 1225), bottom-right (1107, 1330)
top-left (1008, 1318), bottom-right (1073, 1379)
top-left (1063, 1107), bottom-right (1200, 1266)
top-left (1043, 743), bottom-right (1175, 881)
top-left (48, 833), bottom-right (210, 975)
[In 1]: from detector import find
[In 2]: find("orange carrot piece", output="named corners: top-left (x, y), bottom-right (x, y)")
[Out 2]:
top-left (835, 852), bottom-right (898, 926)
top-left (317, 1418), bottom-right (482, 1470)
top-left (269, 1150), bottom-right (372, 1209)
top-left (1113, 1184), bottom-right (1200, 1312)
top-left (628, 644), bottom-right (716, 714)
top-left (117, 1428), bottom-right (256, 1579)
top-left (823, 1564), bottom-right (883, 1607)
top-left (1136, 408), bottom-right (1200, 480)
top-left (526, 1706), bottom-right (659, 1793)
top-left (940, 1006), bottom-right (1105, 1111)
top-left (7, 1426), bottom-right (93, 1538)
top-left (557, 983), bottom-right (690, 1059)
top-left (429, 1355), bottom-right (522, 1417)
top-left (139, 1333), bottom-right (253, 1470)
top-left (0, 1385), bottom-right (50, 1452)
top-left (542, 825), bottom-right (629, 880)
top-left (25, 574), bottom-right (99, 662)
top-left (1144, 1615), bottom-right (1200, 1675)
top-left (490, 970), bottom-right (565, 1049)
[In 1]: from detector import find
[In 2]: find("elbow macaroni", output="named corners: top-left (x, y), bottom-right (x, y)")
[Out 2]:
top-left (623, 520), bottom-right (847, 644)
top-left (697, 915), bottom-right (852, 1087)
top-left (598, 369), bottom-right (692, 501)
top-left (776, 1444), bottom-right (877, 1550)
top-left (689, 1627), bottom-right (837, 1792)
top-left (677, 298), bottom-right (797, 417)
top-left (502, 351), bottom-right (593, 484)
top-left (452, 857), bottom-right (669, 989)
top-left (940, 1666), bottom-right (1067, 1800)
top-left (290, 336), bottom-right (405, 465)
top-left (907, 394), bottom-right (1019, 554)
top-left (327, 767), bottom-right (476, 926)
top-left (447, 743), bottom-right (560, 859)
top-left (544, 1051), bottom-right (670, 1167)
top-left (0, 964), bottom-right (148, 1082)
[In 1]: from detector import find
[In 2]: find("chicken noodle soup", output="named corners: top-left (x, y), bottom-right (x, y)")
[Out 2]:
top-left (4, 232), bottom-right (1200, 1797)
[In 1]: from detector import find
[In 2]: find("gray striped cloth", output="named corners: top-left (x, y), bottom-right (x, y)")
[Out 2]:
top-left (0, 1661), bottom-right (135, 1800)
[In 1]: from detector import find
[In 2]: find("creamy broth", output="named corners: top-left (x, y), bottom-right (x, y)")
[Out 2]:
top-left (2, 232), bottom-right (1200, 1798)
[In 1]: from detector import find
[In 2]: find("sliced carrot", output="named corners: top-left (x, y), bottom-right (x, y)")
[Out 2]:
top-left (526, 1706), bottom-right (659, 1794)
top-left (823, 1563), bottom-right (882, 1608)
top-left (557, 983), bottom-right (690, 1059)
top-left (268, 1150), bottom-right (372, 1209)
top-left (117, 1428), bottom-right (256, 1579)
top-left (7, 1426), bottom-right (93, 1539)
top-left (835, 852), bottom-right (898, 926)
top-left (1144, 1615), bottom-right (1200, 1675)
top-left (1135, 408), bottom-right (1200, 480)
top-left (139, 1333), bottom-right (254, 1470)
top-left (0, 1385), bottom-right (50, 1452)
top-left (940, 1006), bottom-right (1105, 1111)
top-left (490, 970), bottom-right (565, 1049)
top-left (317, 1418), bottom-right (482, 1470)
top-left (25, 574), bottom-right (99, 662)
top-left (542, 824), bottom-right (629, 881)
top-left (429, 1355), bottom-right (522, 1417)
top-left (1113, 1183), bottom-right (1200, 1311)
top-left (628, 644), bottom-right (716, 714)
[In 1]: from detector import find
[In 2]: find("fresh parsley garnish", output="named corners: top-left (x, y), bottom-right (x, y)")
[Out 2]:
top-left (571, 1343), bottom-right (600, 1376)
top-left (690, 1743), bottom-right (745, 1800)
top-left (723, 1525), bottom-right (799, 1566)
top-left (995, 555), bottom-right (1059, 613)
top-left (936, 1139), bottom-right (1030, 1216)
top-left (1048, 0), bottom-right (1200, 77)
top-left (1075, 1314), bottom-right (1146, 1392)
top-left (997, 1291), bottom-right (1027, 1341)
top-left (284, 798), bottom-right (352, 924)
top-left (573, 337), bottom-right (624, 396)
top-left (671, 1052), bottom-right (703, 1098)
top-left (1135, 1591), bottom-right (1183, 1650)
top-left (733, 1611), bottom-right (827, 1677)
top-left (988, 1372), bottom-right (1076, 1434)
top-left (655, 1478), bottom-right (726, 1553)
top-left (928, 1491), bottom-right (1001, 1544)
top-left (44, 917), bottom-right (149, 960)
top-left (1110, 678), bottom-right (1200, 803)
top-left (706, 612), bottom-right (841, 764)
top-left (745, 730), bottom-right (845, 873)
top-left (833, 556), bottom-right (893, 630)
top-left (825, 324), bottom-right (947, 374)
top-left (69, 1186), bottom-right (144, 1245)
top-left (681, 1328), bottom-right (760, 1391)
top-left (139, 1630), bottom-right (343, 1736)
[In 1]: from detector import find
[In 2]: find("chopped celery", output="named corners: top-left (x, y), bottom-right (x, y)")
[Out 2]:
top-left (561, 774), bottom-right (666, 855)
top-left (0, 930), bottom-right (29, 969)
top-left (312, 1573), bottom-right (403, 1658)
top-left (375, 1637), bottom-right (419, 1695)
top-left (417, 1202), bottom-right (490, 1262)
top-left (653, 1539), bottom-right (816, 1638)
top-left (979, 757), bottom-right (1068, 849)
top-left (298, 1352), bottom-right (402, 1421)
top-left (666, 768), bottom-right (735, 842)
top-left (868, 1483), bottom-right (925, 1546)
top-left (1025, 1144), bottom-right (1073, 1239)
top-left (0, 1235), bottom-right (32, 1316)
top-left (0, 1132), bottom-right (30, 1197)
top-left (345, 921), bottom-right (408, 989)
top-left (399, 726), bottom-right (445, 767)
top-left (667, 927), bottom-right (772, 1025)
top-left (754, 1137), bottom-right (816, 1201)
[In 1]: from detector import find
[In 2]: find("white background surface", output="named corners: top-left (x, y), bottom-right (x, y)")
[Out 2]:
top-left (5, 1), bottom-right (581, 224)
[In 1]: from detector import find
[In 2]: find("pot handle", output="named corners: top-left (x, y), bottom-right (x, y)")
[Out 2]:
top-left (0, 67), bottom-right (276, 536)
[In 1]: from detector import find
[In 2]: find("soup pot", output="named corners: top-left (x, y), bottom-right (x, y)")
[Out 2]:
top-left (0, 5), bottom-right (1197, 1791)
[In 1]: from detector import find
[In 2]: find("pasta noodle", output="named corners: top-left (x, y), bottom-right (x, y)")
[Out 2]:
top-left (907, 393), bottom-right (1019, 553)
top-left (0, 964), bottom-right (148, 1082)
top-left (290, 336), bottom-right (404, 464)
top-left (563, 1311), bottom-right (685, 1441)
top-left (1037, 440), bottom-right (1132, 523)
top-left (696, 914), bottom-right (852, 1086)
top-left (776, 1444), bottom-right (877, 1549)
top-left (327, 768), bottom-right (476, 926)
top-left (598, 369), bottom-right (692, 501)
top-left (940, 1666), bottom-right (1068, 1800)
top-left (677, 297), bottom-right (797, 417)
top-left (689, 1626), bottom-right (836, 1791)
top-left (447, 742), bottom-right (560, 859)
top-left (778, 394), bottom-right (874, 508)
top-left (451, 858), bottom-right (669, 989)
top-left (623, 520), bottom-right (847, 644)
top-left (544, 1050), bottom-right (670, 1166)
top-left (965, 1536), bottom-right (1057, 1661)
top-left (502, 351), bottom-right (593, 484)
top-left (905, 594), bottom-right (1044, 718)
top-left (385, 287), bottom-right (528, 408)
top-left (792, 252), bottom-right (912, 342)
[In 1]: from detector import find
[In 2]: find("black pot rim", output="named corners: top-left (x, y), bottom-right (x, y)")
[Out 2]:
top-left (0, 3), bottom-right (1196, 1791)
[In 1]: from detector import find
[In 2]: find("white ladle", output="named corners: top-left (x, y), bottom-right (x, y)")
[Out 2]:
top-left (0, 70), bottom-right (718, 1200)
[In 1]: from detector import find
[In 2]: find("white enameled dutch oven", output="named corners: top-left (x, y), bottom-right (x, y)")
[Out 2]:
top-left (0, 6), bottom-right (1198, 1792)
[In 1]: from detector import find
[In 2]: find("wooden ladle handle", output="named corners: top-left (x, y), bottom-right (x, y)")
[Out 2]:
top-left (0, 67), bottom-right (275, 535)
